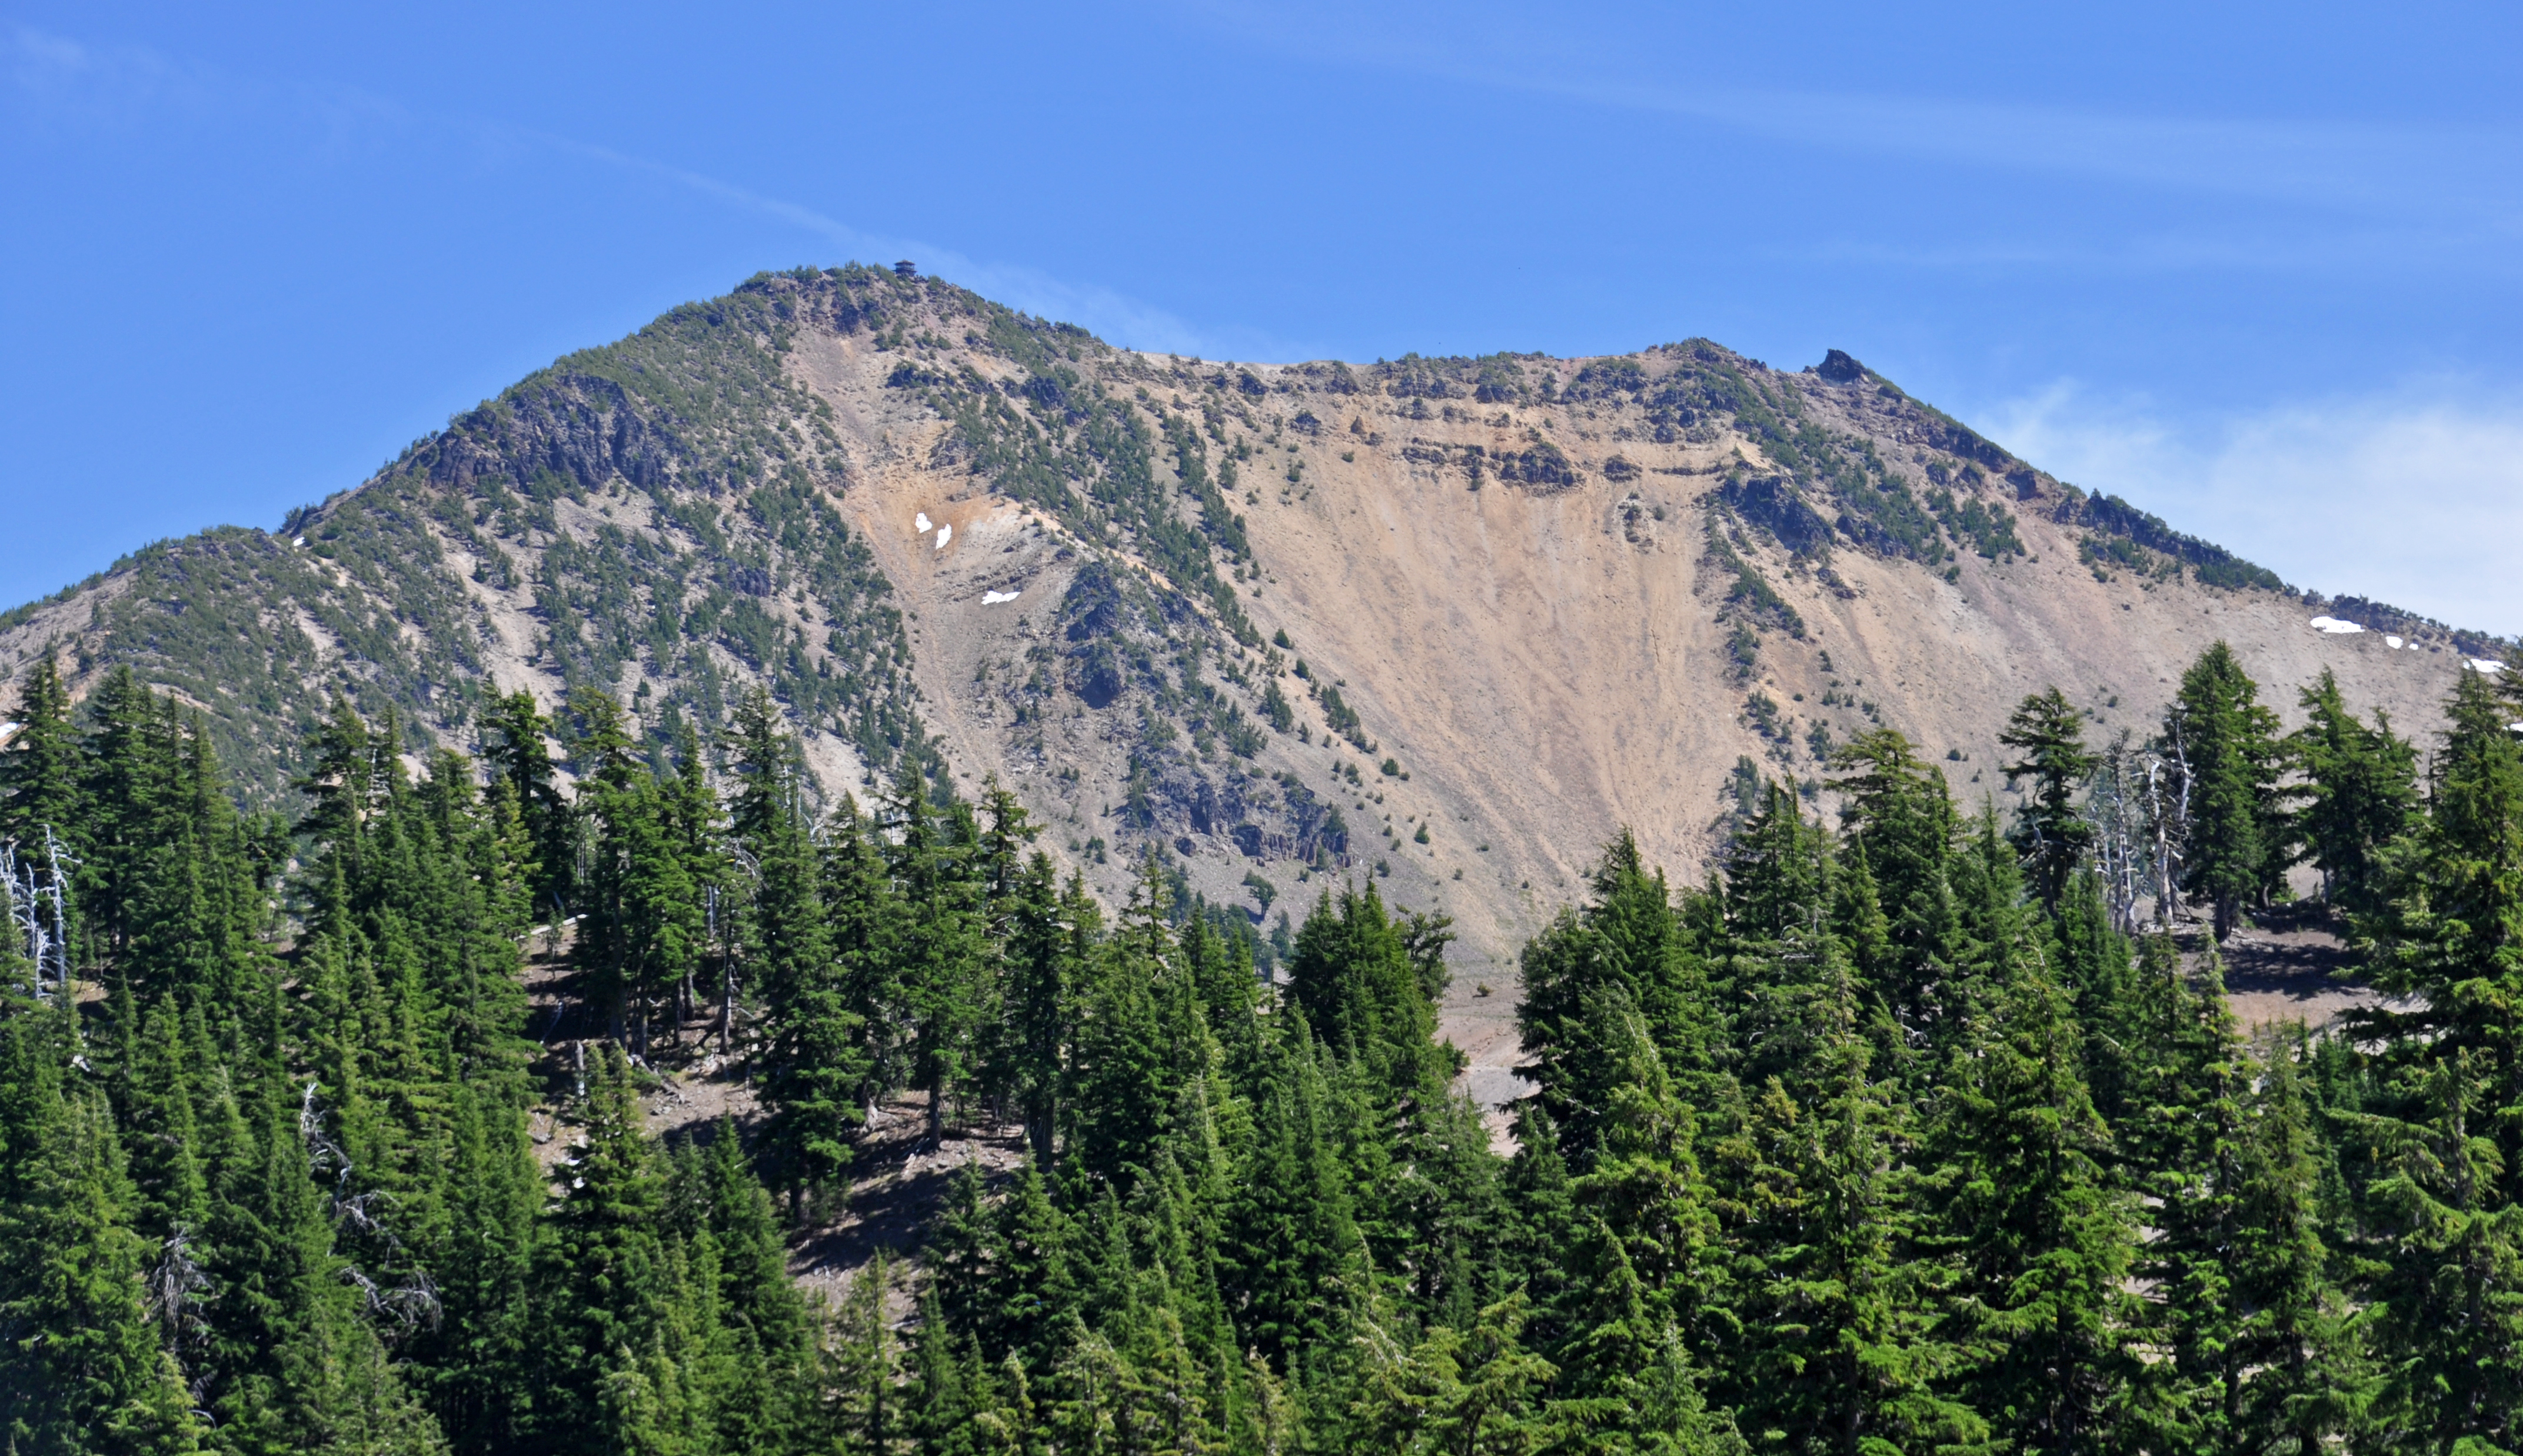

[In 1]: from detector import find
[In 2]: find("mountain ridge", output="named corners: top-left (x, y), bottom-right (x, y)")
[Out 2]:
top-left (2, 264), bottom-right (2505, 1068)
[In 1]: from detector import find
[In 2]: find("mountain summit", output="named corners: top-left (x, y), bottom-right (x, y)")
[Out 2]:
top-left (0, 265), bottom-right (2493, 1065)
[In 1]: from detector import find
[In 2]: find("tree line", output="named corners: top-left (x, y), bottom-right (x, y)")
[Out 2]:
top-left (1, 638), bottom-right (2519, 1454)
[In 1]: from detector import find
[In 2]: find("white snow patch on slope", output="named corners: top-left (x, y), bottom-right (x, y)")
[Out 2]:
top-left (2385, 635), bottom-right (2405, 648)
top-left (982, 589), bottom-right (1021, 605)
top-left (2308, 616), bottom-right (2364, 634)
top-left (2469, 659), bottom-right (2507, 673)
top-left (934, 524), bottom-right (951, 550)
top-left (914, 512), bottom-right (933, 534)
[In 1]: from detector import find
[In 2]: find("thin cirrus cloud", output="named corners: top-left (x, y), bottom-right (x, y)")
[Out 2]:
top-left (2, 21), bottom-right (217, 128)
top-left (0, 23), bottom-right (1250, 362)
top-left (1181, 2), bottom-right (2522, 227)
top-left (1606, 92), bottom-right (2513, 222)
top-left (1794, 221), bottom-right (2523, 281)
top-left (506, 126), bottom-right (1254, 358)
top-left (1982, 382), bottom-right (2523, 638)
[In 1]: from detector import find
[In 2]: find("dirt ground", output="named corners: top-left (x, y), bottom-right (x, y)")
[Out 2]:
top-left (519, 930), bottom-right (1033, 1307)
top-left (2189, 904), bottom-right (2406, 1035)
top-left (787, 1097), bottom-right (1031, 1311)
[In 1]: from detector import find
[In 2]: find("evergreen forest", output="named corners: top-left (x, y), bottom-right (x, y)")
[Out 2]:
top-left (5, 638), bottom-right (2523, 1456)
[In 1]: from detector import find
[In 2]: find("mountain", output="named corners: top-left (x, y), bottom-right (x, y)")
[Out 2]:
top-left (0, 263), bottom-right (2501, 1079)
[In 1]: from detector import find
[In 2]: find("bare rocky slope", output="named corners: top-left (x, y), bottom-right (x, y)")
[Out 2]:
top-left (1, 264), bottom-right (2503, 1091)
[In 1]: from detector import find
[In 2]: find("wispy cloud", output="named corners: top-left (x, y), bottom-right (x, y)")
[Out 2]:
top-left (2, 22), bottom-right (222, 130)
top-left (1798, 223), bottom-right (2523, 280)
top-left (1178, 2), bottom-right (2523, 226)
top-left (1981, 381), bottom-right (2523, 637)
top-left (501, 126), bottom-right (1254, 355)
top-left (1, 23), bottom-right (1247, 358)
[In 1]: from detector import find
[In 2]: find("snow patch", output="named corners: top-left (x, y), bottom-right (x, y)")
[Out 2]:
top-left (981, 589), bottom-right (1021, 605)
top-left (2307, 616), bottom-right (2364, 634)
top-left (292, 537), bottom-right (306, 547)
top-left (914, 512), bottom-right (933, 534)
top-left (2469, 658), bottom-right (2507, 674)
top-left (934, 524), bottom-right (951, 550)
top-left (2385, 635), bottom-right (2405, 648)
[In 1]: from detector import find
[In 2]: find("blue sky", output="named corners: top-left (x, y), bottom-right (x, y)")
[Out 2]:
top-left (6, 1), bottom-right (2520, 632)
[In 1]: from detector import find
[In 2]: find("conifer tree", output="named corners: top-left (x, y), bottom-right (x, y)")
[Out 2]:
top-left (1062, 861), bottom-right (1184, 1194)
top-left (291, 694), bottom-right (375, 882)
top-left (660, 729), bottom-right (729, 1030)
top-left (2290, 668), bottom-right (2418, 914)
top-left (82, 669), bottom-right (184, 969)
top-left (2050, 872), bottom-right (2141, 1129)
top-left (1, 652), bottom-right (83, 861)
top-left (199, 1101), bottom-right (446, 1455)
top-left (2348, 1049), bottom-right (2523, 1451)
top-left (882, 762), bottom-right (989, 1140)
top-left (981, 1164), bottom-right (1083, 1370)
top-left (2341, 665), bottom-right (2523, 1445)
top-left (420, 1084), bottom-right (537, 1455)
top-left (2224, 1033), bottom-right (2371, 1452)
top-left (1502, 1102), bottom-right (1580, 1358)
top-left (1828, 734), bottom-right (1969, 1048)
top-left (413, 752), bottom-right (533, 1091)
top-left (535, 1042), bottom-right (674, 1454)
top-left (567, 689), bottom-right (703, 1054)
top-left (0, 1045), bottom-right (204, 1456)
top-left (669, 1122), bottom-right (820, 1454)
top-left (1564, 990), bottom-right (1719, 1356)
top-left (1351, 1292), bottom-right (1555, 1455)
top-left (1718, 779), bottom-right (1845, 1094)
top-left (478, 689), bottom-right (574, 915)
top-left (736, 701), bottom-right (864, 1217)
top-left (1725, 952), bottom-right (1981, 1455)
top-left (2124, 941), bottom-right (2254, 1451)
top-left (998, 856), bottom-right (1084, 1168)
top-left (1932, 957), bottom-right (2136, 1453)
top-left (1542, 1225), bottom-right (1740, 1456)
top-left (2166, 642), bottom-right (2289, 939)
top-left (1999, 686), bottom-right (2097, 910)
top-left (1227, 1009), bottom-right (1367, 1371)
top-left (1519, 832), bottom-right (1719, 1166)
top-left (1948, 805), bottom-right (2032, 1015)
top-left (2354, 664), bottom-right (2523, 1201)
top-left (1287, 878), bottom-right (1452, 1107)
top-left (832, 1252), bottom-right (904, 1456)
